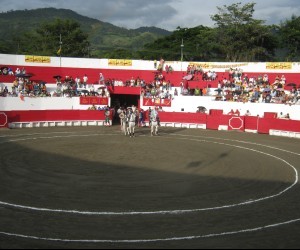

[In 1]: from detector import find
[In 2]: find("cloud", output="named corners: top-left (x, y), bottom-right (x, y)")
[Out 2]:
top-left (85, 0), bottom-right (178, 29)
top-left (0, 0), bottom-right (178, 29)
top-left (0, 0), bottom-right (299, 30)
top-left (254, 0), bottom-right (300, 24)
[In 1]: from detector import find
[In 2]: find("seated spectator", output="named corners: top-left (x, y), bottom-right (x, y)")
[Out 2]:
top-left (165, 65), bottom-right (169, 73)
top-left (278, 112), bottom-right (285, 119)
top-left (228, 109), bottom-right (235, 115)
top-left (130, 77), bottom-right (135, 87)
top-left (194, 87), bottom-right (201, 96)
top-left (7, 68), bottom-right (14, 75)
top-left (174, 88), bottom-right (178, 96)
top-left (88, 105), bottom-right (97, 111)
top-left (277, 112), bottom-right (290, 119)
top-left (245, 110), bottom-right (251, 116)
top-left (158, 106), bottom-right (164, 112)
top-left (1, 67), bottom-right (8, 75)
top-left (234, 109), bottom-right (241, 116)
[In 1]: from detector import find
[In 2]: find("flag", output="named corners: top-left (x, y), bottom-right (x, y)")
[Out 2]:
top-left (57, 47), bottom-right (62, 55)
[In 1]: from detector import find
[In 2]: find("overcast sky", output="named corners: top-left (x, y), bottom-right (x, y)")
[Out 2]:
top-left (0, 0), bottom-right (299, 30)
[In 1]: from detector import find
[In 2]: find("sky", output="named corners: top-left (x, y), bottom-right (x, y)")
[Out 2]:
top-left (0, 0), bottom-right (300, 30)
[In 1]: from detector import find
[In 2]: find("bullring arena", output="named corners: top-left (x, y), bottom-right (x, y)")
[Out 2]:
top-left (0, 127), bottom-right (300, 248)
top-left (0, 54), bottom-right (300, 248)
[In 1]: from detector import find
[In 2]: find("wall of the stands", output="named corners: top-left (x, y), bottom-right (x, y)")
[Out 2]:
top-left (1, 54), bottom-right (300, 138)
top-left (1, 96), bottom-right (300, 121)
top-left (2, 53), bottom-right (300, 72)
top-left (1, 54), bottom-right (300, 86)
top-left (1, 110), bottom-right (300, 139)
top-left (140, 96), bottom-right (300, 120)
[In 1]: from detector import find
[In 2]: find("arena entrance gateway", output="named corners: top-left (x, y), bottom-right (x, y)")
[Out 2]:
top-left (109, 86), bottom-right (141, 124)
top-left (108, 86), bottom-right (141, 108)
top-left (111, 94), bottom-right (140, 109)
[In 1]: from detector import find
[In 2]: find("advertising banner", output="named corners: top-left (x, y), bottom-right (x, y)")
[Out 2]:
top-left (266, 62), bottom-right (292, 70)
top-left (108, 59), bottom-right (132, 67)
top-left (25, 55), bottom-right (51, 63)
top-left (80, 97), bottom-right (109, 106)
top-left (143, 98), bottom-right (172, 107)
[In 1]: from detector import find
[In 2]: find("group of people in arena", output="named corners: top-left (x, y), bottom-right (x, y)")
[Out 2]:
top-left (117, 106), bottom-right (160, 138)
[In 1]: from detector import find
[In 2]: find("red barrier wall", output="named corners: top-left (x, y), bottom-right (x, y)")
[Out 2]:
top-left (0, 65), bottom-right (186, 87)
top-left (1, 110), bottom-right (300, 137)
top-left (264, 112), bottom-right (278, 119)
top-left (258, 118), bottom-right (300, 134)
top-left (206, 115), bottom-right (245, 130)
top-left (244, 116), bottom-right (259, 131)
top-left (210, 110), bottom-right (223, 116)
top-left (107, 86), bottom-right (141, 95)
top-left (3, 110), bottom-right (108, 123)
top-left (0, 112), bottom-right (8, 128)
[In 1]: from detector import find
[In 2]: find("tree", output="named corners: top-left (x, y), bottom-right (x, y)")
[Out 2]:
top-left (20, 19), bottom-right (90, 57)
top-left (0, 41), bottom-right (10, 54)
top-left (140, 26), bottom-right (217, 61)
top-left (211, 2), bottom-right (277, 61)
top-left (280, 15), bottom-right (300, 61)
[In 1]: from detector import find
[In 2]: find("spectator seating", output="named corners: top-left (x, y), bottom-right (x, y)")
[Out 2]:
top-left (1, 64), bottom-right (299, 89)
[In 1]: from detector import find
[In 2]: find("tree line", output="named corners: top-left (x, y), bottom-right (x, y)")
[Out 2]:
top-left (1, 2), bottom-right (299, 62)
top-left (140, 3), bottom-right (300, 62)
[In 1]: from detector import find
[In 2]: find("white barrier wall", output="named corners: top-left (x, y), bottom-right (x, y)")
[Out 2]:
top-left (1, 53), bottom-right (300, 72)
top-left (1, 95), bottom-right (299, 120)
top-left (0, 96), bottom-right (110, 111)
top-left (0, 97), bottom-right (75, 110)
top-left (139, 96), bottom-right (300, 120)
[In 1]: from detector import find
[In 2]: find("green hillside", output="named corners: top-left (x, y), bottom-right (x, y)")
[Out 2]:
top-left (0, 8), bottom-right (170, 57)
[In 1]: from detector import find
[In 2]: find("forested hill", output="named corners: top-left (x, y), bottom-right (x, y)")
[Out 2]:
top-left (0, 8), bottom-right (171, 57)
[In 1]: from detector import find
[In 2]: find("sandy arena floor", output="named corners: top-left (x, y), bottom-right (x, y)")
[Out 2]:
top-left (0, 126), bottom-right (299, 249)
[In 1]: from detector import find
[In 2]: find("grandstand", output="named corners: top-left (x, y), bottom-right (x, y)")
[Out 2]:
top-left (0, 54), bottom-right (300, 138)
top-left (1, 63), bottom-right (299, 89)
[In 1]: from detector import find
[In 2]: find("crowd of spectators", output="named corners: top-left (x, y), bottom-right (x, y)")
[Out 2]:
top-left (53, 75), bottom-right (110, 98)
top-left (0, 69), bottom-right (111, 98)
top-left (187, 64), bottom-right (218, 81)
top-left (180, 66), bottom-right (300, 105)
top-left (0, 66), bottom-right (14, 76)
top-left (1, 65), bottom-right (299, 106)
top-left (103, 71), bottom-right (174, 100)
top-left (212, 69), bottom-right (300, 105)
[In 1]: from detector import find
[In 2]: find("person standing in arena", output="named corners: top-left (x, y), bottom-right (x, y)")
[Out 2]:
top-left (150, 107), bottom-right (159, 136)
top-left (104, 108), bottom-right (111, 126)
top-left (119, 109), bottom-right (127, 135)
top-left (139, 109), bottom-right (146, 127)
top-left (127, 107), bottom-right (138, 138)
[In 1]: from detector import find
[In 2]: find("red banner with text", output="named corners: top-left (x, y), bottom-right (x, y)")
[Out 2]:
top-left (143, 98), bottom-right (172, 107)
top-left (80, 97), bottom-right (109, 106)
